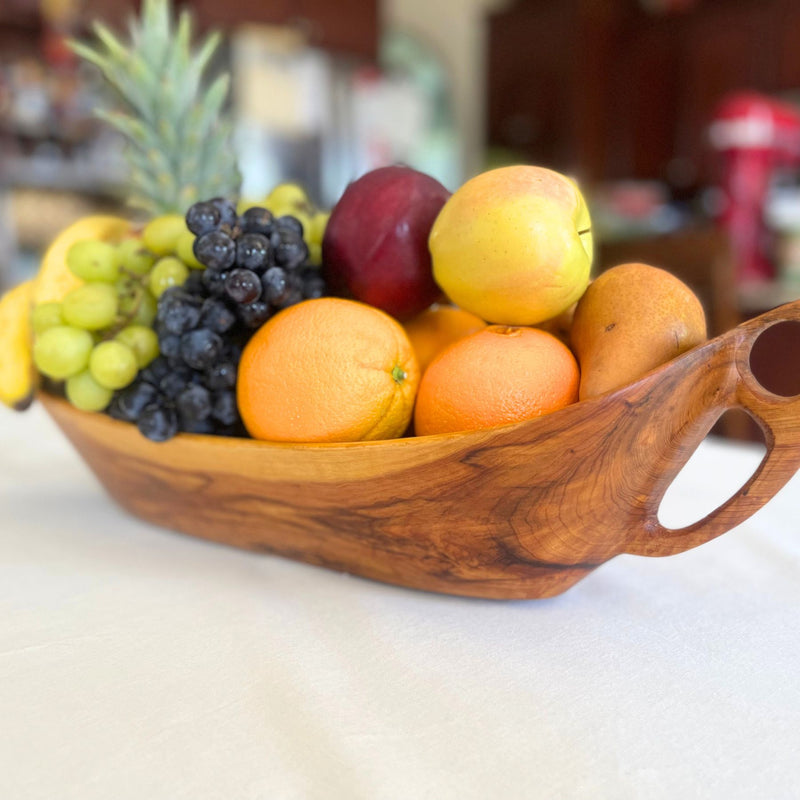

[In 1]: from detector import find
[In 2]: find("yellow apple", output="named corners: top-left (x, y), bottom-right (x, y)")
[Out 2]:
top-left (429, 165), bottom-right (593, 325)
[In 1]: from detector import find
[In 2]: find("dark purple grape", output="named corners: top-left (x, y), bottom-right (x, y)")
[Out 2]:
top-left (106, 396), bottom-right (129, 421)
top-left (301, 269), bottom-right (326, 300)
top-left (273, 271), bottom-right (304, 309)
top-left (205, 362), bottom-right (237, 390)
top-left (262, 266), bottom-right (288, 305)
top-left (139, 356), bottom-right (171, 386)
top-left (274, 230), bottom-right (308, 270)
top-left (199, 297), bottom-right (237, 334)
top-left (183, 270), bottom-right (206, 295)
top-left (158, 291), bottom-right (202, 335)
top-left (239, 206), bottom-right (274, 236)
top-left (185, 201), bottom-right (222, 236)
top-left (137, 403), bottom-right (179, 442)
top-left (193, 230), bottom-right (236, 271)
top-left (221, 340), bottom-right (244, 361)
top-left (235, 233), bottom-right (271, 271)
top-left (225, 268), bottom-right (262, 304)
top-left (182, 418), bottom-right (217, 435)
top-left (159, 334), bottom-right (181, 360)
top-left (176, 384), bottom-right (212, 423)
top-left (238, 300), bottom-right (271, 329)
top-left (281, 290), bottom-right (304, 309)
top-left (202, 269), bottom-right (229, 298)
top-left (180, 328), bottom-right (223, 370)
top-left (159, 371), bottom-right (189, 400)
top-left (210, 197), bottom-right (238, 228)
top-left (117, 381), bottom-right (161, 422)
top-left (276, 215), bottom-right (304, 237)
top-left (212, 391), bottom-right (239, 426)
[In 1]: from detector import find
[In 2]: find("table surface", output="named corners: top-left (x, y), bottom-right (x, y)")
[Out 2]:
top-left (1, 403), bottom-right (799, 800)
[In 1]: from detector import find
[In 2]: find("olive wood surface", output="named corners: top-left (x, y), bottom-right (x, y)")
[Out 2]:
top-left (40, 301), bottom-right (800, 599)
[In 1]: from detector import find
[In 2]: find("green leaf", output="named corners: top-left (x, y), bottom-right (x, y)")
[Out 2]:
top-left (95, 110), bottom-right (147, 147)
top-left (91, 21), bottom-right (129, 65)
top-left (66, 39), bottom-right (107, 71)
top-left (196, 74), bottom-right (230, 132)
top-left (141, 0), bottom-right (171, 68)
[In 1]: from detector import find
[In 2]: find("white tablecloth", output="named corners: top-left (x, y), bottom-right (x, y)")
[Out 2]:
top-left (1, 404), bottom-right (799, 800)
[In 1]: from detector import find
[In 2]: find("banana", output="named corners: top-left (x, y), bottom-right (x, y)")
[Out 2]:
top-left (0, 280), bottom-right (37, 410)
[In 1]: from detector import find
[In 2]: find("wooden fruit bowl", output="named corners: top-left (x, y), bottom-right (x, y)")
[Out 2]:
top-left (40, 301), bottom-right (800, 600)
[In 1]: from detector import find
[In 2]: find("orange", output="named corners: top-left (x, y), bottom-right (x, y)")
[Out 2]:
top-left (403, 304), bottom-right (487, 374)
top-left (237, 297), bottom-right (419, 443)
top-left (414, 325), bottom-right (579, 436)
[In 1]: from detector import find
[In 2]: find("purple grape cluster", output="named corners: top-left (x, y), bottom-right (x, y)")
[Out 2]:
top-left (108, 197), bottom-right (328, 442)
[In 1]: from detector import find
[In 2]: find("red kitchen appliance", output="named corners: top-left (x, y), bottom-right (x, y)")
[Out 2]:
top-left (709, 91), bottom-right (800, 282)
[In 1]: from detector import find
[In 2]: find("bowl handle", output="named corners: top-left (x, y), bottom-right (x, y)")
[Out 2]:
top-left (625, 300), bottom-right (800, 557)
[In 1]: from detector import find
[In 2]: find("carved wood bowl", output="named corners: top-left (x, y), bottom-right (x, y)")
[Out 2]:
top-left (40, 300), bottom-right (800, 600)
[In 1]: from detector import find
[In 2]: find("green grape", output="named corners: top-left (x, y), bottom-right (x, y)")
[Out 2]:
top-left (117, 281), bottom-right (158, 328)
top-left (149, 257), bottom-right (189, 298)
top-left (130, 289), bottom-right (157, 327)
top-left (115, 325), bottom-right (159, 368)
top-left (33, 325), bottom-right (93, 379)
top-left (62, 283), bottom-right (119, 331)
top-left (309, 211), bottom-right (330, 245)
top-left (65, 369), bottom-right (113, 412)
top-left (142, 214), bottom-right (188, 256)
top-left (89, 340), bottom-right (138, 390)
top-left (118, 237), bottom-right (156, 276)
top-left (31, 302), bottom-right (64, 335)
top-left (176, 229), bottom-right (203, 269)
top-left (66, 239), bottom-right (122, 283)
top-left (267, 182), bottom-right (309, 212)
top-left (115, 274), bottom-right (139, 302)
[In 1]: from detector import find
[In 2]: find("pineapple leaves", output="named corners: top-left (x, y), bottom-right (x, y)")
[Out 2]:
top-left (68, 0), bottom-right (241, 214)
top-left (174, 31), bottom-right (223, 120)
top-left (94, 109), bottom-right (148, 146)
top-left (91, 21), bottom-right (129, 66)
top-left (140, 0), bottom-right (171, 69)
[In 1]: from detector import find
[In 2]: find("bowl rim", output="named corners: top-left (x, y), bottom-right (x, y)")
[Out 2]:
top-left (38, 388), bottom-right (577, 451)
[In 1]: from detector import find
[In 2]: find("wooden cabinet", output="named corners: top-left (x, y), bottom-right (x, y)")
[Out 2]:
top-left (79, 0), bottom-right (378, 59)
top-left (488, 0), bottom-right (800, 187)
top-left (0, 1), bottom-right (378, 60)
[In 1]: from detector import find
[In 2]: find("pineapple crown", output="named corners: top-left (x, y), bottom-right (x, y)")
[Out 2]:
top-left (70, 0), bottom-right (242, 216)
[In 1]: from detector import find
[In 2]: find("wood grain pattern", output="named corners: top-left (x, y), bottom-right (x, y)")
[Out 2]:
top-left (40, 301), bottom-right (800, 599)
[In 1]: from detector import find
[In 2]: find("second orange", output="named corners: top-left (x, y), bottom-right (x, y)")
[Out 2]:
top-left (414, 325), bottom-right (580, 436)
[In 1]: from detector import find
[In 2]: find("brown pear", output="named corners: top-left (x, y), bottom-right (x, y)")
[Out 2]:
top-left (571, 263), bottom-right (707, 400)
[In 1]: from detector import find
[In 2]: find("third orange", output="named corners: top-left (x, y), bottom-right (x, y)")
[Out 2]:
top-left (403, 304), bottom-right (487, 374)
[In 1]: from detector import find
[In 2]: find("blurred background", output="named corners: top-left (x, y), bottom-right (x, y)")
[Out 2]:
top-left (3, 0), bottom-right (800, 363)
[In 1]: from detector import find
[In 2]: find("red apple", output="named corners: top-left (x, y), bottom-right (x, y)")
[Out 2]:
top-left (322, 166), bottom-right (451, 320)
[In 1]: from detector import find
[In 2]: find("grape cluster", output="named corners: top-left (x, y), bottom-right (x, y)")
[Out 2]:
top-left (109, 197), bottom-right (329, 442)
top-left (32, 237), bottom-right (163, 412)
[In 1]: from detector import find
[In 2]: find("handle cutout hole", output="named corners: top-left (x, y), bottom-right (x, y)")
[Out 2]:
top-left (658, 410), bottom-right (766, 530)
top-left (749, 320), bottom-right (800, 397)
